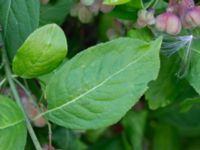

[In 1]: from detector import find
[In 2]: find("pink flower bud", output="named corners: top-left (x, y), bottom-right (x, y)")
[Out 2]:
top-left (184, 6), bottom-right (200, 28)
top-left (156, 12), bottom-right (181, 35)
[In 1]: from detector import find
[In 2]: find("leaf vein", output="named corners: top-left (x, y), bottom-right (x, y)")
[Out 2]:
top-left (0, 119), bottom-right (24, 130)
top-left (34, 48), bottom-right (151, 120)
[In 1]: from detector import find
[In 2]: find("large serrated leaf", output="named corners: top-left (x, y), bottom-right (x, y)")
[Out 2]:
top-left (0, 0), bottom-right (40, 59)
top-left (42, 37), bottom-right (162, 129)
top-left (12, 24), bottom-right (68, 79)
top-left (0, 95), bottom-right (27, 150)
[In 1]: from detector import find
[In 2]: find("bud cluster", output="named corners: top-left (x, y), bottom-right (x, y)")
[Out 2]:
top-left (136, 0), bottom-right (200, 35)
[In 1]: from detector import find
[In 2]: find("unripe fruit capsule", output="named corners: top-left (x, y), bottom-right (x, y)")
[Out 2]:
top-left (184, 6), bottom-right (200, 28)
top-left (156, 12), bottom-right (181, 35)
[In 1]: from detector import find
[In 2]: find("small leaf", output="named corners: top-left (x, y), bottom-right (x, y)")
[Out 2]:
top-left (103, 0), bottom-right (130, 5)
top-left (0, 95), bottom-right (27, 150)
top-left (0, 0), bottom-right (40, 59)
top-left (40, 37), bottom-right (162, 129)
top-left (12, 24), bottom-right (68, 79)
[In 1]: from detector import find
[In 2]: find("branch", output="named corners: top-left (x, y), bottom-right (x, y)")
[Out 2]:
top-left (1, 33), bottom-right (42, 150)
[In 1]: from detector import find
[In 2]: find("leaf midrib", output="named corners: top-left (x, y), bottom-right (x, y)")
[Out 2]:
top-left (0, 119), bottom-right (24, 130)
top-left (35, 46), bottom-right (153, 119)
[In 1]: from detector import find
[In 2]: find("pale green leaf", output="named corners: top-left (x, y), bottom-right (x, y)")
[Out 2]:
top-left (103, 0), bottom-right (131, 5)
top-left (0, 95), bottom-right (27, 150)
top-left (12, 24), bottom-right (68, 79)
top-left (0, 0), bottom-right (40, 59)
top-left (39, 37), bottom-right (162, 129)
top-left (128, 28), bottom-right (153, 41)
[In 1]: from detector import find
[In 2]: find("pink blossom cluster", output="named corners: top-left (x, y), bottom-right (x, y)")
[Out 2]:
top-left (137, 0), bottom-right (200, 35)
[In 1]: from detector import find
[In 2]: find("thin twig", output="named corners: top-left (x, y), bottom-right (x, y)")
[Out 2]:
top-left (47, 122), bottom-right (53, 149)
top-left (0, 77), bottom-right (6, 87)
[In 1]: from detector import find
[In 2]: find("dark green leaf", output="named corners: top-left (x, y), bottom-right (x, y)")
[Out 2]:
top-left (181, 97), bottom-right (200, 112)
top-left (153, 124), bottom-right (180, 150)
top-left (0, 0), bottom-right (40, 59)
top-left (122, 110), bottom-right (147, 150)
top-left (155, 104), bottom-right (200, 136)
top-left (53, 127), bottom-right (86, 150)
top-left (145, 55), bottom-right (195, 110)
top-left (40, 0), bottom-right (75, 25)
top-left (187, 39), bottom-right (200, 94)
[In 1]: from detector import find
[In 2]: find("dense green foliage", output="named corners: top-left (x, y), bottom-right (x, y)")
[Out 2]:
top-left (1, 0), bottom-right (200, 150)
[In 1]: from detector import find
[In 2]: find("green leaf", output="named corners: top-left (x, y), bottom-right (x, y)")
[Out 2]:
top-left (122, 110), bottom-right (147, 150)
top-left (181, 97), bottom-right (200, 112)
top-left (0, 95), bottom-right (27, 150)
top-left (42, 37), bottom-right (162, 129)
top-left (129, 0), bottom-right (144, 9)
top-left (103, 0), bottom-right (131, 5)
top-left (145, 55), bottom-right (195, 110)
top-left (187, 39), bottom-right (200, 94)
top-left (155, 104), bottom-right (200, 136)
top-left (107, 6), bottom-right (138, 20)
top-left (0, 0), bottom-right (40, 59)
top-left (142, 0), bottom-right (154, 8)
top-left (153, 124), bottom-right (180, 150)
top-left (128, 28), bottom-right (153, 42)
top-left (88, 135), bottom-right (125, 150)
top-left (53, 127), bottom-right (86, 150)
top-left (40, 0), bottom-right (75, 25)
top-left (107, 1), bottom-right (140, 20)
top-left (12, 24), bottom-right (68, 79)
